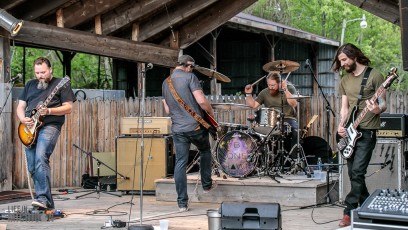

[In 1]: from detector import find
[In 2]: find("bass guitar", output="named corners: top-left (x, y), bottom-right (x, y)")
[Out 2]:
top-left (337, 68), bottom-right (398, 159)
top-left (18, 76), bottom-right (71, 147)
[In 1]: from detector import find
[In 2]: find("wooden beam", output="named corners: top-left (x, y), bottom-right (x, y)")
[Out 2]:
top-left (178, 0), bottom-right (257, 49)
top-left (137, 0), bottom-right (217, 41)
top-left (9, 0), bottom-right (71, 21)
top-left (0, 0), bottom-right (26, 11)
top-left (101, 0), bottom-right (175, 35)
top-left (53, 0), bottom-right (126, 28)
top-left (11, 21), bottom-right (178, 67)
top-left (343, 0), bottom-right (400, 24)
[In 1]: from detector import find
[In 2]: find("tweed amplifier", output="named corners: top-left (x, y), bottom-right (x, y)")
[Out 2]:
top-left (120, 117), bottom-right (172, 135)
top-left (377, 113), bottom-right (408, 138)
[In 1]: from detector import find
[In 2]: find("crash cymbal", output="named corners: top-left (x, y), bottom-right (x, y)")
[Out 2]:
top-left (195, 66), bottom-right (231, 83)
top-left (211, 103), bottom-right (252, 111)
top-left (263, 60), bottom-right (300, 73)
top-left (287, 95), bottom-right (312, 99)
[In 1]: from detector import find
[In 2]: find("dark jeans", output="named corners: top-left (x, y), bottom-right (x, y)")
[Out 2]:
top-left (344, 129), bottom-right (377, 215)
top-left (173, 128), bottom-right (213, 208)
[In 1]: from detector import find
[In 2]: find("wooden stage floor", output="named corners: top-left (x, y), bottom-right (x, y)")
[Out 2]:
top-left (0, 173), bottom-right (351, 230)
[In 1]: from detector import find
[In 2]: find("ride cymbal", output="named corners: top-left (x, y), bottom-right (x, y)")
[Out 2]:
top-left (263, 60), bottom-right (300, 73)
top-left (195, 66), bottom-right (231, 83)
top-left (211, 103), bottom-right (252, 111)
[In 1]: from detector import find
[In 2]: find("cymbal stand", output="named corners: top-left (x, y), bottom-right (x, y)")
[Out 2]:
top-left (288, 92), bottom-right (310, 176)
top-left (277, 69), bottom-right (287, 174)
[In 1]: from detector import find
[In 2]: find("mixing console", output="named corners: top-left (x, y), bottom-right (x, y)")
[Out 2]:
top-left (358, 188), bottom-right (408, 222)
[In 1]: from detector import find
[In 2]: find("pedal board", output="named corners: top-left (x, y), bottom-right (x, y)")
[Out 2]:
top-left (0, 205), bottom-right (62, 221)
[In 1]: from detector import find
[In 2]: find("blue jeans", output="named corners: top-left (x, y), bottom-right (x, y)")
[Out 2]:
top-left (172, 128), bottom-right (213, 208)
top-left (25, 125), bottom-right (60, 209)
top-left (344, 129), bottom-right (376, 215)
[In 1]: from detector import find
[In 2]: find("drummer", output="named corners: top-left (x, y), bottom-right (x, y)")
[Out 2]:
top-left (244, 72), bottom-right (298, 150)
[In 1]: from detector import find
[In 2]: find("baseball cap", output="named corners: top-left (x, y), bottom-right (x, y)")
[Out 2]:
top-left (177, 55), bottom-right (195, 66)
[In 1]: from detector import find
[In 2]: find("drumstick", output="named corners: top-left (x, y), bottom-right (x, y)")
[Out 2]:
top-left (284, 72), bottom-right (292, 81)
top-left (250, 74), bottom-right (267, 87)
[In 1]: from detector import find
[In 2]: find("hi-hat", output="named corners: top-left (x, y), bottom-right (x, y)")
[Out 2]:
top-left (287, 95), bottom-right (312, 99)
top-left (195, 66), bottom-right (231, 83)
top-left (263, 60), bottom-right (300, 73)
top-left (211, 103), bottom-right (252, 111)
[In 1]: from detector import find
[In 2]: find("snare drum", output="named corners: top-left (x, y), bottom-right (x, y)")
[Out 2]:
top-left (216, 131), bottom-right (258, 177)
top-left (253, 108), bottom-right (280, 135)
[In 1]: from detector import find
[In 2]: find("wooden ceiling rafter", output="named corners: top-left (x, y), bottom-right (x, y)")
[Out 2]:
top-left (344, 0), bottom-right (400, 24)
top-left (137, 0), bottom-right (218, 42)
top-left (8, 0), bottom-right (72, 21)
top-left (176, 0), bottom-right (257, 49)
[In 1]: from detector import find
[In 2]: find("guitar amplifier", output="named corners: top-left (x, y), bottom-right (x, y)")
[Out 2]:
top-left (120, 117), bottom-right (172, 135)
top-left (377, 113), bottom-right (408, 138)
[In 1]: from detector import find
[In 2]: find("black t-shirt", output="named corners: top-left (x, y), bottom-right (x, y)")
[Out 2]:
top-left (20, 77), bottom-right (76, 128)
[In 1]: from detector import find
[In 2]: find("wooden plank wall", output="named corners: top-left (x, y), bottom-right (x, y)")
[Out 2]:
top-left (9, 91), bottom-right (407, 189)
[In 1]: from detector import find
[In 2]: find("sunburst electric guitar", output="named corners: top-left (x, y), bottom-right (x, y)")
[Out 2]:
top-left (18, 76), bottom-right (71, 147)
top-left (337, 68), bottom-right (398, 159)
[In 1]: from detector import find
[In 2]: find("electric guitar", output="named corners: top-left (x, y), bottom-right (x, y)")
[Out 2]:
top-left (18, 76), bottom-right (71, 147)
top-left (337, 68), bottom-right (398, 159)
top-left (203, 110), bottom-right (218, 140)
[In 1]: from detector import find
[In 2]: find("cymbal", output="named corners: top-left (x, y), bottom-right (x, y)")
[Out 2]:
top-left (287, 95), bottom-right (312, 99)
top-left (211, 103), bottom-right (252, 111)
top-left (263, 60), bottom-right (300, 73)
top-left (195, 66), bottom-right (231, 83)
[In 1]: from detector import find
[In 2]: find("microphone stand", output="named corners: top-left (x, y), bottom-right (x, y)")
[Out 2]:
top-left (129, 63), bottom-right (154, 230)
top-left (303, 60), bottom-right (340, 208)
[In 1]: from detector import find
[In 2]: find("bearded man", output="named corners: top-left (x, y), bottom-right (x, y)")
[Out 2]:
top-left (16, 57), bottom-right (76, 210)
top-left (332, 43), bottom-right (386, 227)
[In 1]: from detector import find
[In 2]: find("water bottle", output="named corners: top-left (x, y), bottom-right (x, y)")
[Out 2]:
top-left (317, 157), bottom-right (322, 171)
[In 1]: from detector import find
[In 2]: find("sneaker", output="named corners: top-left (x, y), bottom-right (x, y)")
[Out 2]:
top-left (32, 200), bottom-right (48, 209)
top-left (179, 206), bottom-right (189, 212)
top-left (338, 214), bottom-right (350, 227)
top-left (203, 181), bottom-right (217, 194)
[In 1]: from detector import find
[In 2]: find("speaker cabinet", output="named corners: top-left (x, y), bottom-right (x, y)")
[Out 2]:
top-left (92, 152), bottom-right (116, 176)
top-left (220, 202), bottom-right (282, 230)
top-left (116, 135), bottom-right (173, 191)
top-left (341, 138), bottom-right (408, 199)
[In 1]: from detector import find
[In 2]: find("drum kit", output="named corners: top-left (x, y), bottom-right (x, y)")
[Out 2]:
top-left (195, 60), bottom-right (328, 180)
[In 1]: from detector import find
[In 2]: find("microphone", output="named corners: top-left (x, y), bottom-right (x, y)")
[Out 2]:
top-left (304, 59), bottom-right (310, 68)
top-left (8, 74), bottom-right (22, 83)
top-left (146, 63), bottom-right (153, 70)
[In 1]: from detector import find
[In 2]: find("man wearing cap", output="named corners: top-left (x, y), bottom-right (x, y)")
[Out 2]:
top-left (162, 54), bottom-right (217, 212)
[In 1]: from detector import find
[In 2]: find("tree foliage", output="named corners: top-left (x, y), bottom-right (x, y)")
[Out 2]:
top-left (245, 0), bottom-right (407, 92)
top-left (10, 46), bottom-right (112, 89)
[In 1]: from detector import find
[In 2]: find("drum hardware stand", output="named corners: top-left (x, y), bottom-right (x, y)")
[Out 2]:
top-left (300, 59), bottom-right (340, 209)
top-left (288, 92), bottom-right (311, 177)
top-left (73, 144), bottom-right (123, 199)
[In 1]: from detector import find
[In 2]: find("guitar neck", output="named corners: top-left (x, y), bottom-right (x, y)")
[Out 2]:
top-left (352, 86), bottom-right (385, 129)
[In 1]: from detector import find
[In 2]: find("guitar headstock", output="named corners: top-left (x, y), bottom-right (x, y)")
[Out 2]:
top-left (382, 67), bottom-right (398, 89)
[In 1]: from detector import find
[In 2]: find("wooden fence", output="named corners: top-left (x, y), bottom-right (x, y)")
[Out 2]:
top-left (10, 92), bottom-right (408, 188)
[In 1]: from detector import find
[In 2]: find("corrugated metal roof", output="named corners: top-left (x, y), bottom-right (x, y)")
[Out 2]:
top-left (228, 13), bottom-right (340, 47)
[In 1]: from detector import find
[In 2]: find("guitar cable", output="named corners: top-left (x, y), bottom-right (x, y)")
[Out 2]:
top-left (23, 149), bottom-right (35, 201)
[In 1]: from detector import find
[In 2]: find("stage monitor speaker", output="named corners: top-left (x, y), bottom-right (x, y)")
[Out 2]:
top-left (341, 138), bottom-right (408, 199)
top-left (92, 152), bottom-right (116, 176)
top-left (401, 0), bottom-right (408, 71)
top-left (220, 202), bottom-right (282, 230)
top-left (116, 135), bottom-right (174, 191)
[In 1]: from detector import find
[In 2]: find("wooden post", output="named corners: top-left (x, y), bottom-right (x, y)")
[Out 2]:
top-left (0, 36), bottom-right (13, 191)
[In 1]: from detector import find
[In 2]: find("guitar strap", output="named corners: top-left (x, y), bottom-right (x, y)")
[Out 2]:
top-left (166, 76), bottom-right (211, 130)
top-left (356, 67), bottom-right (372, 106)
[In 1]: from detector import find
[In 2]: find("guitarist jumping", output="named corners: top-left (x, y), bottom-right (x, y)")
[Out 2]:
top-left (16, 57), bottom-right (76, 211)
top-left (332, 44), bottom-right (389, 227)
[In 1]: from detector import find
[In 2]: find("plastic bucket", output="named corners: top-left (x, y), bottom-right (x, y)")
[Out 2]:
top-left (207, 209), bottom-right (221, 230)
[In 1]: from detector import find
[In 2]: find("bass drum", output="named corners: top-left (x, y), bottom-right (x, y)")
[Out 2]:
top-left (216, 131), bottom-right (258, 178)
top-left (301, 136), bottom-right (335, 165)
